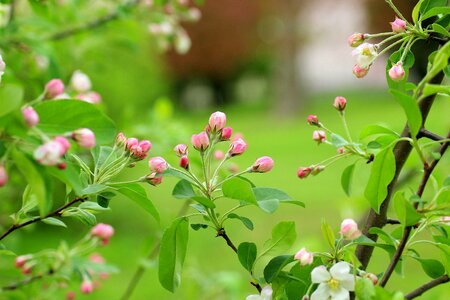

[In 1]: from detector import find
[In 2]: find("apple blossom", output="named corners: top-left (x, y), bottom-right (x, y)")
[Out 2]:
top-left (347, 33), bottom-right (366, 47)
top-left (251, 156), bottom-right (274, 173)
top-left (388, 63), bottom-right (405, 82)
top-left (115, 132), bottom-right (127, 147)
top-left (34, 140), bottom-right (65, 166)
top-left (15, 255), bottom-right (31, 268)
top-left (311, 165), bottom-right (325, 175)
top-left (44, 79), bottom-right (65, 99)
top-left (174, 144), bottom-right (188, 156)
top-left (340, 218), bottom-right (361, 240)
top-left (390, 17), bottom-right (406, 33)
top-left (246, 285), bottom-right (272, 300)
top-left (70, 70), bottom-right (92, 93)
top-left (191, 131), bottom-right (209, 151)
top-left (72, 128), bottom-right (96, 148)
top-left (333, 96), bottom-right (347, 112)
top-left (126, 138), bottom-right (139, 150)
top-left (91, 223), bottom-right (114, 246)
top-left (22, 106), bottom-right (40, 128)
top-left (54, 136), bottom-right (71, 155)
top-left (220, 127), bottom-right (233, 141)
top-left (352, 64), bottom-right (369, 78)
top-left (310, 262), bottom-right (355, 300)
top-left (229, 138), bottom-right (247, 156)
top-left (148, 156), bottom-right (168, 173)
top-left (352, 43), bottom-right (377, 69)
top-left (307, 114), bottom-right (319, 126)
top-left (208, 111), bottom-right (227, 132)
top-left (312, 130), bottom-right (326, 144)
top-left (294, 248), bottom-right (314, 266)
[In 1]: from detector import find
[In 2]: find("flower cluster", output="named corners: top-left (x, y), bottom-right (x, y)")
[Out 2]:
top-left (348, 15), bottom-right (412, 80)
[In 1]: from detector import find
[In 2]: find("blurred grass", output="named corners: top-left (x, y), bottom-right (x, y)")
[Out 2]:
top-left (1, 89), bottom-right (449, 299)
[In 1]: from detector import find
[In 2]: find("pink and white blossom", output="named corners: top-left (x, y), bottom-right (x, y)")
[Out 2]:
top-left (340, 218), bottom-right (361, 240)
top-left (307, 115), bottom-right (319, 126)
top-left (229, 138), bottom-right (247, 156)
top-left (294, 248), bottom-right (314, 266)
top-left (22, 106), bottom-right (40, 128)
top-left (76, 91), bottom-right (102, 104)
top-left (70, 70), bottom-right (92, 93)
top-left (72, 128), bottom-right (96, 149)
top-left (148, 156), bottom-right (168, 173)
top-left (191, 131), bottom-right (209, 151)
top-left (347, 33), bottom-right (366, 47)
top-left (44, 79), bottom-right (65, 99)
top-left (352, 43), bottom-right (377, 69)
top-left (246, 285), bottom-right (272, 300)
top-left (352, 64), bottom-right (369, 78)
top-left (34, 140), bottom-right (65, 166)
top-left (251, 156), bottom-right (274, 173)
top-left (146, 173), bottom-right (163, 186)
top-left (388, 63), bottom-right (405, 82)
top-left (333, 96), bottom-right (347, 112)
top-left (80, 280), bottom-right (94, 294)
top-left (312, 130), bottom-right (326, 144)
top-left (220, 127), bottom-right (233, 141)
top-left (174, 144), bottom-right (188, 156)
top-left (208, 111), bottom-right (227, 132)
top-left (390, 17), bottom-right (406, 33)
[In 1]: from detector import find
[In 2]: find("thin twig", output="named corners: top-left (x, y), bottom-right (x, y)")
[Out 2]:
top-left (48, 0), bottom-right (141, 41)
top-left (0, 197), bottom-right (86, 242)
top-left (417, 129), bottom-right (445, 142)
top-left (405, 274), bottom-right (449, 299)
top-left (356, 71), bottom-right (445, 269)
top-left (1, 268), bottom-right (55, 291)
top-left (379, 132), bottom-right (449, 287)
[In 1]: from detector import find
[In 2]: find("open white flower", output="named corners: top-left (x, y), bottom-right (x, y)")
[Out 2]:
top-left (246, 285), bottom-right (272, 300)
top-left (311, 262), bottom-right (355, 300)
top-left (352, 43), bottom-right (377, 69)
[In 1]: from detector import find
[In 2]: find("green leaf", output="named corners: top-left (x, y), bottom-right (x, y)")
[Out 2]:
top-left (12, 150), bottom-right (49, 216)
top-left (259, 221), bottom-right (296, 259)
top-left (228, 213), bottom-right (254, 230)
top-left (264, 255), bottom-right (294, 283)
top-left (390, 89), bottom-right (422, 137)
top-left (190, 223), bottom-right (208, 231)
top-left (393, 192), bottom-right (422, 227)
top-left (421, 7), bottom-right (450, 21)
top-left (364, 146), bottom-right (396, 213)
top-left (359, 124), bottom-right (399, 140)
top-left (422, 84), bottom-right (450, 98)
top-left (222, 177), bottom-right (257, 205)
top-left (81, 184), bottom-right (108, 195)
top-left (420, 0), bottom-right (447, 14)
top-left (413, 257), bottom-right (446, 278)
top-left (413, 0), bottom-right (424, 24)
top-left (79, 201), bottom-right (110, 213)
top-left (355, 278), bottom-right (376, 300)
top-left (42, 217), bottom-right (67, 228)
top-left (237, 242), bottom-right (257, 272)
top-left (321, 219), bottom-right (336, 250)
top-left (35, 100), bottom-right (116, 145)
top-left (172, 179), bottom-right (196, 199)
top-left (161, 168), bottom-right (196, 185)
top-left (368, 227), bottom-right (396, 246)
top-left (115, 183), bottom-right (160, 222)
top-left (432, 23), bottom-right (450, 37)
top-left (76, 209), bottom-right (97, 226)
top-left (158, 218), bottom-right (189, 292)
top-left (286, 257), bottom-right (321, 299)
top-left (47, 162), bottom-right (84, 196)
top-left (0, 84), bottom-right (23, 117)
top-left (341, 163), bottom-right (356, 196)
top-left (190, 196), bottom-right (216, 208)
top-left (330, 133), bottom-right (348, 148)
top-left (253, 187), bottom-right (303, 213)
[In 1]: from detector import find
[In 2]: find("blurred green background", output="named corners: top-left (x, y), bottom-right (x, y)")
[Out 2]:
top-left (0, 0), bottom-right (449, 299)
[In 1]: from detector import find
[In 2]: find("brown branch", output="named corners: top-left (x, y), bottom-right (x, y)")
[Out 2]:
top-left (1, 274), bottom-right (44, 291)
top-left (356, 71), bottom-right (445, 270)
top-left (379, 132), bottom-right (449, 287)
top-left (0, 197), bottom-right (86, 242)
top-left (48, 0), bottom-right (141, 41)
top-left (417, 129), bottom-right (445, 142)
top-left (405, 274), bottom-right (449, 299)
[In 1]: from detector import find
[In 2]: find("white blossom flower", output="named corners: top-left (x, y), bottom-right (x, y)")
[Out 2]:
top-left (351, 43), bottom-right (377, 69)
top-left (70, 70), bottom-right (92, 93)
top-left (246, 285), bottom-right (272, 300)
top-left (311, 262), bottom-right (355, 300)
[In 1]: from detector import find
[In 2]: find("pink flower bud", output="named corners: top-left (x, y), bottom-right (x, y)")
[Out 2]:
top-left (115, 132), bottom-right (127, 147)
top-left (179, 156), bottom-right (189, 170)
top-left (388, 63), bottom-right (405, 82)
top-left (15, 255), bottom-right (30, 268)
top-left (390, 17), bottom-right (406, 33)
top-left (44, 79), bottom-right (65, 99)
top-left (311, 165), bottom-right (325, 175)
top-left (66, 291), bottom-right (76, 300)
top-left (72, 128), bottom-right (96, 149)
top-left (70, 70), bottom-right (92, 93)
top-left (22, 265), bottom-right (33, 275)
top-left (337, 147), bottom-right (346, 154)
top-left (148, 156), bottom-right (168, 173)
top-left (125, 138), bottom-right (138, 151)
top-left (191, 131), bottom-right (209, 151)
top-left (208, 111), bottom-right (227, 132)
top-left (91, 223), bottom-right (114, 246)
top-left (145, 173), bottom-right (163, 186)
top-left (0, 165), bottom-right (8, 187)
top-left (229, 138), bottom-right (247, 156)
top-left (352, 64), bottom-right (369, 78)
top-left (80, 280), bottom-right (94, 294)
top-left (0, 54), bottom-right (5, 80)
top-left (294, 247), bottom-right (314, 266)
top-left (214, 150), bottom-right (225, 160)
top-left (34, 140), bottom-right (65, 166)
top-left (297, 167), bottom-right (311, 179)
top-left (22, 106), bottom-right (39, 128)
top-left (347, 33), bottom-right (366, 47)
top-left (340, 218), bottom-right (361, 240)
top-left (365, 272), bottom-right (378, 285)
top-left (138, 140), bottom-right (152, 153)
top-left (440, 216), bottom-right (450, 225)
top-left (54, 136), bottom-right (71, 155)
top-left (251, 156), bottom-right (274, 173)
top-left (89, 253), bottom-right (105, 264)
top-left (76, 91), bottom-right (101, 104)
top-left (312, 130), bottom-right (326, 144)
top-left (220, 127), bottom-right (233, 141)
top-left (174, 144), bottom-right (188, 156)
top-left (307, 114), bottom-right (319, 126)
top-left (333, 96), bottom-right (347, 111)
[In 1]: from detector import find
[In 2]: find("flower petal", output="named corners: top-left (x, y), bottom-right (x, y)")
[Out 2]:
top-left (311, 283), bottom-right (331, 300)
top-left (329, 286), bottom-right (350, 300)
top-left (330, 262), bottom-right (350, 281)
top-left (246, 295), bottom-right (262, 300)
top-left (311, 266), bottom-right (331, 283)
top-left (339, 274), bottom-right (355, 291)
top-left (261, 285), bottom-right (273, 300)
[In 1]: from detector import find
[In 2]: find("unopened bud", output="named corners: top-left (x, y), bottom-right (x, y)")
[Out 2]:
top-left (251, 156), bottom-right (274, 173)
top-left (311, 165), bottom-right (324, 175)
top-left (228, 138), bottom-right (247, 157)
top-left (174, 144), bottom-right (188, 156)
top-left (179, 156), bottom-right (189, 170)
top-left (80, 280), bottom-right (94, 294)
top-left (340, 218), bottom-right (361, 240)
top-left (126, 138), bottom-right (138, 151)
top-left (148, 156), bottom-right (168, 173)
top-left (146, 173), bottom-right (163, 186)
top-left (0, 165), bottom-right (8, 187)
top-left (72, 128), bottom-right (96, 149)
top-left (214, 150), bottom-right (225, 160)
top-left (347, 33), bottom-right (366, 47)
top-left (115, 132), bottom-right (127, 147)
top-left (333, 96), bottom-right (347, 112)
top-left (390, 17), bottom-right (406, 33)
top-left (294, 247), bottom-right (314, 266)
top-left (297, 167), bottom-right (311, 179)
top-left (312, 130), bottom-right (326, 144)
top-left (388, 63), bottom-right (405, 82)
top-left (307, 115), bottom-right (319, 126)
top-left (208, 111), bottom-right (227, 132)
top-left (191, 132), bottom-right (209, 151)
top-left (44, 79), bottom-right (65, 99)
top-left (337, 147), bottom-right (346, 154)
top-left (70, 70), bottom-right (92, 93)
top-left (22, 106), bottom-right (40, 128)
top-left (352, 64), bottom-right (369, 78)
top-left (76, 91), bottom-right (101, 104)
top-left (220, 127), bottom-right (233, 141)
top-left (365, 272), bottom-right (378, 285)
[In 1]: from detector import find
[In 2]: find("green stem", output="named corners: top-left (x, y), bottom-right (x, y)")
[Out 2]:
top-left (385, 0), bottom-right (408, 23)
top-left (339, 111), bottom-right (353, 144)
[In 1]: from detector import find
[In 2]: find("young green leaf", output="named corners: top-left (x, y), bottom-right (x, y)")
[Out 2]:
top-left (321, 219), bottom-right (336, 250)
top-left (172, 179), bottom-right (196, 199)
top-left (389, 89), bottom-right (422, 137)
top-left (222, 177), bottom-right (257, 205)
top-left (393, 192), bottom-right (422, 227)
top-left (341, 163), bottom-right (356, 196)
top-left (259, 221), bottom-right (296, 259)
top-left (190, 196), bottom-right (216, 209)
top-left (42, 217), bottom-right (67, 228)
top-left (364, 146), bottom-right (396, 213)
top-left (355, 278), bottom-right (376, 300)
top-left (413, 257), bottom-right (446, 278)
top-left (330, 133), bottom-right (348, 148)
top-left (115, 183), bottom-right (160, 222)
top-left (237, 242), bottom-right (257, 272)
top-left (421, 7), bottom-right (450, 21)
top-left (253, 187), bottom-right (303, 213)
top-left (158, 218), bottom-right (189, 292)
top-left (264, 255), bottom-right (294, 283)
top-left (359, 124), bottom-right (399, 140)
top-left (228, 213), bottom-right (254, 231)
top-left (0, 83), bottom-right (23, 117)
top-left (81, 184), bottom-right (108, 195)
